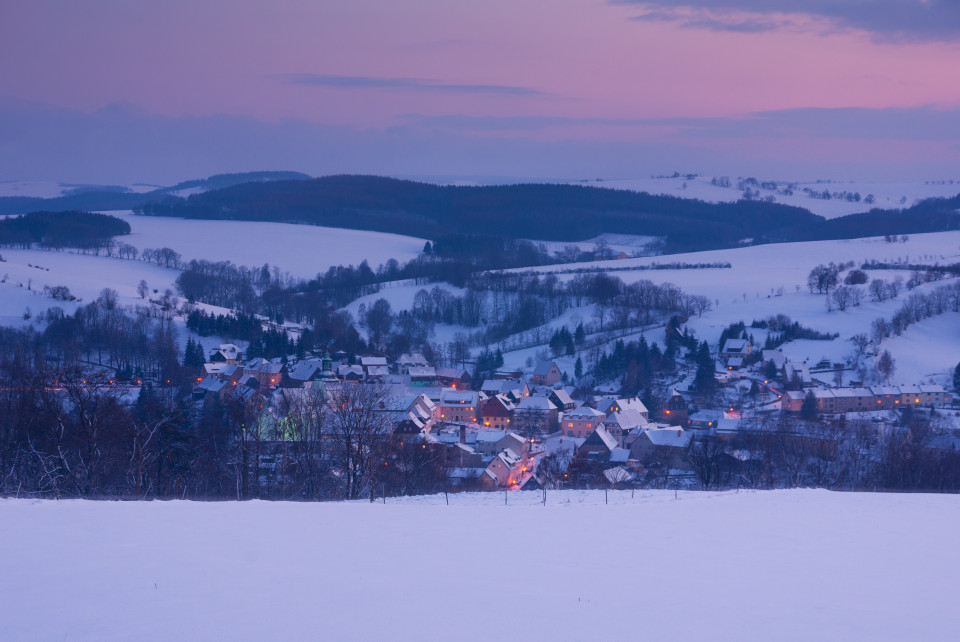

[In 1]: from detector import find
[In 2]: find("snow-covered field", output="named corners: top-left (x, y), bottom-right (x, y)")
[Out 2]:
top-left (0, 248), bottom-right (229, 351)
top-left (1, 490), bottom-right (958, 641)
top-left (526, 232), bottom-right (660, 257)
top-left (520, 231), bottom-right (960, 384)
top-left (108, 211), bottom-right (427, 279)
top-left (586, 176), bottom-right (960, 219)
top-left (0, 249), bottom-right (181, 326)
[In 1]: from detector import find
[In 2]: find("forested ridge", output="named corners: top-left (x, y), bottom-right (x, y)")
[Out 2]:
top-left (135, 175), bottom-right (960, 252)
top-left (3, 173), bottom-right (958, 253)
top-left (136, 175), bottom-right (822, 252)
top-left (0, 211), bottom-right (130, 250)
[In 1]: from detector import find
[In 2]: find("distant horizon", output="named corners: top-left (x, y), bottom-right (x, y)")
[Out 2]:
top-left (3, 168), bottom-right (960, 193)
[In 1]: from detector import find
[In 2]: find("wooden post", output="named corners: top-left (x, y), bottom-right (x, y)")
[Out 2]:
top-left (605, 488), bottom-right (608, 504)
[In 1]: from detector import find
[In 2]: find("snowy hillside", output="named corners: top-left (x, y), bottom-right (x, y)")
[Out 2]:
top-left (511, 231), bottom-right (960, 383)
top-left (0, 180), bottom-right (69, 199)
top-left (2, 490), bottom-right (958, 641)
top-left (110, 211), bottom-right (428, 279)
top-left (582, 176), bottom-right (960, 219)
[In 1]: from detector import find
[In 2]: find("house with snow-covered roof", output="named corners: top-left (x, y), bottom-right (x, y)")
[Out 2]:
top-left (577, 425), bottom-right (619, 461)
top-left (661, 390), bottom-right (689, 424)
top-left (209, 344), bottom-right (243, 364)
top-left (439, 388), bottom-right (480, 424)
top-left (548, 388), bottom-right (575, 412)
top-left (394, 353), bottom-right (429, 374)
top-left (512, 395), bottom-right (558, 435)
top-left (630, 427), bottom-right (691, 466)
top-left (530, 360), bottom-right (562, 386)
top-left (478, 448), bottom-right (532, 489)
top-left (721, 338), bottom-right (751, 360)
top-left (480, 394), bottom-right (514, 430)
top-left (561, 405), bottom-right (605, 438)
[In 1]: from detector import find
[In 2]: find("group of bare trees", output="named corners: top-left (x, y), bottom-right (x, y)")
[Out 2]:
top-left (677, 413), bottom-right (960, 492)
top-left (0, 360), bottom-right (444, 501)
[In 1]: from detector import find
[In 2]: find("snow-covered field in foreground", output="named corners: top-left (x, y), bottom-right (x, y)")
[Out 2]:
top-left (2, 490), bottom-right (958, 641)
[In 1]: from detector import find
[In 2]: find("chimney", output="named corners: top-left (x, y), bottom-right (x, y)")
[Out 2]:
top-left (459, 425), bottom-right (466, 445)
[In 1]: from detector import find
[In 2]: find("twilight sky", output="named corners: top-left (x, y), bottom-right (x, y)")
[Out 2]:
top-left (1, 0), bottom-right (959, 184)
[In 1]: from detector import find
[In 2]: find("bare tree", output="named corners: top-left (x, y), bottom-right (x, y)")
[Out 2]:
top-left (326, 382), bottom-right (395, 500)
top-left (877, 350), bottom-right (896, 384)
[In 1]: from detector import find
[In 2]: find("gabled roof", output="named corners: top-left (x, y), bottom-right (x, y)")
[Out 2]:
top-left (337, 364), bottom-right (363, 376)
top-left (396, 353), bottom-right (428, 366)
top-left (722, 338), bottom-right (749, 353)
top-left (549, 389), bottom-right (574, 406)
top-left (564, 405), bottom-right (605, 420)
top-left (642, 427), bottom-right (692, 448)
top-left (583, 425), bottom-right (618, 452)
top-left (484, 394), bottom-right (515, 413)
top-left (605, 409), bottom-right (648, 431)
top-left (260, 362), bottom-right (284, 375)
top-left (475, 430), bottom-right (508, 443)
top-left (196, 376), bottom-right (227, 392)
top-left (515, 396), bottom-right (557, 412)
top-left (289, 361), bottom-right (322, 381)
top-left (440, 389), bottom-right (479, 405)
top-left (533, 360), bottom-right (559, 376)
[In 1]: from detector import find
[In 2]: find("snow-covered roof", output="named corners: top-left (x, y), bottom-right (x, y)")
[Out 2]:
top-left (550, 389), bottom-right (574, 406)
top-left (396, 353), bottom-right (428, 366)
top-left (564, 405), bottom-right (605, 420)
top-left (533, 360), bottom-right (558, 376)
top-left (588, 425), bottom-right (619, 451)
top-left (440, 389), bottom-right (479, 405)
top-left (605, 409), bottom-right (648, 430)
top-left (476, 430), bottom-right (508, 443)
top-left (360, 356), bottom-right (388, 367)
top-left (515, 396), bottom-right (557, 412)
top-left (722, 338), bottom-right (749, 353)
top-left (643, 427), bottom-right (692, 448)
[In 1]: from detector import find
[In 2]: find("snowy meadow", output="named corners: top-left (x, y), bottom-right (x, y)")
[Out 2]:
top-left (1, 490), bottom-right (958, 641)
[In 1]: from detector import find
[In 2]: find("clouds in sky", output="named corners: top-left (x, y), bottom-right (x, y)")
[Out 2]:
top-left (617, 0), bottom-right (960, 41)
top-left (282, 74), bottom-right (546, 96)
top-left (1, 1), bottom-right (959, 183)
top-left (1, 98), bottom-right (957, 185)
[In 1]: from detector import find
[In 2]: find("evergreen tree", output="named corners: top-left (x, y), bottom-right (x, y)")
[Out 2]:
top-left (574, 323), bottom-right (586, 347)
top-left (574, 356), bottom-right (583, 380)
top-left (954, 362), bottom-right (960, 392)
top-left (800, 390), bottom-right (818, 420)
top-left (693, 341), bottom-right (715, 393)
top-left (184, 338), bottom-right (195, 366)
top-left (764, 359), bottom-right (779, 381)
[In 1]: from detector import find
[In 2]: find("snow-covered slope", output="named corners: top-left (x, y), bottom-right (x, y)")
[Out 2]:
top-left (110, 211), bottom-right (428, 279)
top-left (516, 231), bottom-right (960, 383)
top-left (1, 490), bottom-right (958, 641)
top-left (587, 176), bottom-right (960, 219)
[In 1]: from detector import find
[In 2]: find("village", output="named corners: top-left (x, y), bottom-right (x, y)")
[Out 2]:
top-left (191, 335), bottom-right (957, 493)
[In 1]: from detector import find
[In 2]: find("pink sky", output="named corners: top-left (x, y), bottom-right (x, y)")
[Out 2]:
top-left (1, 0), bottom-right (959, 182)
